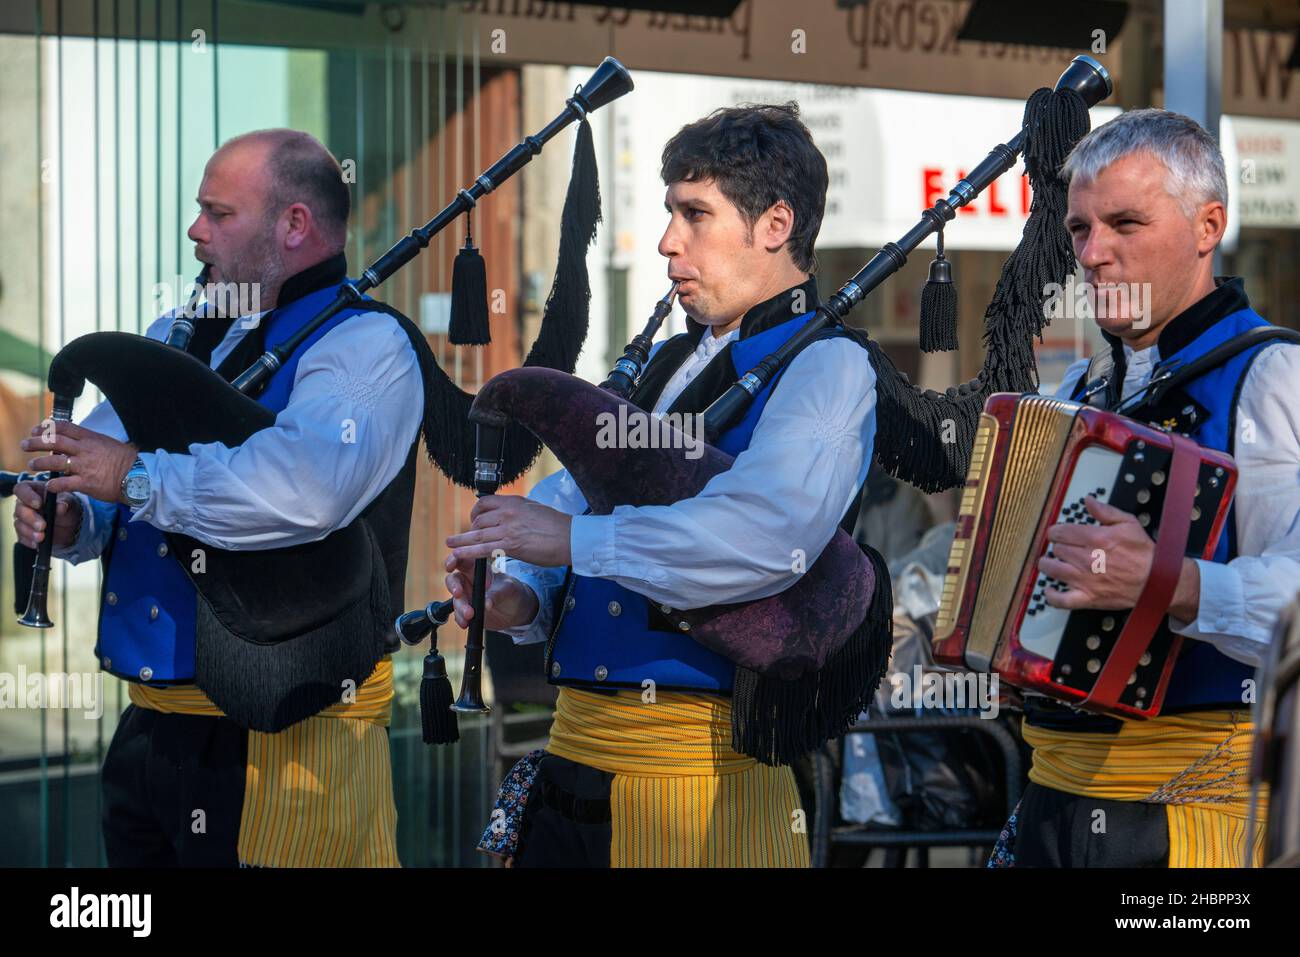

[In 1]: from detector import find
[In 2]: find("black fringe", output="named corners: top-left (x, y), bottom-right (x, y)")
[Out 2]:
top-left (872, 86), bottom-right (1091, 493)
top-left (193, 527), bottom-right (391, 732)
top-left (420, 118), bottom-right (601, 488)
top-left (730, 545), bottom-right (894, 767)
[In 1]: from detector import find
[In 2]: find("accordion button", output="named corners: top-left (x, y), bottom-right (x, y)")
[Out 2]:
top-left (1124, 473), bottom-right (1135, 484)
top-left (1136, 489), bottom-right (1151, 504)
top-left (607, 601), bottom-right (622, 617)
top-left (1128, 672), bottom-right (1137, 685)
top-left (594, 665), bottom-right (608, 681)
top-left (1139, 652), bottom-right (1152, 667)
top-left (1087, 658), bottom-right (1101, 674)
top-left (1102, 616), bottom-right (1116, 631)
top-left (106, 592), bottom-right (118, 606)
top-left (660, 604), bottom-right (673, 614)
top-left (139, 666), bottom-right (153, 681)
top-left (1215, 467), bottom-right (1224, 477)
top-left (678, 621), bottom-right (691, 632)
top-left (551, 661), bottom-right (562, 678)
top-left (1191, 506), bottom-right (1201, 521)
top-left (1138, 513), bottom-right (1151, 527)
top-left (1060, 664), bottom-right (1072, 676)
top-left (1086, 635), bottom-right (1100, 650)
top-left (1136, 687), bottom-right (1147, 698)
top-left (1152, 470), bottom-right (1166, 486)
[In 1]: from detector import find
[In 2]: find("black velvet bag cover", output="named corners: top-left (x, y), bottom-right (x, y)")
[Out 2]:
top-left (470, 367), bottom-right (894, 765)
top-left (49, 332), bottom-right (388, 732)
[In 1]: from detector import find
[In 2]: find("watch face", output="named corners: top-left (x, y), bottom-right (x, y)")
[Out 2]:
top-left (125, 473), bottom-right (151, 503)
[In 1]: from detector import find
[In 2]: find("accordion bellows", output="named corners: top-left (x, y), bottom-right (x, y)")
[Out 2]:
top-left (933, 393), bottom-right (1237, 719)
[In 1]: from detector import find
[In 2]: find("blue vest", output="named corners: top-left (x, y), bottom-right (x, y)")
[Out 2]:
top-left (1150, 307), bottom-right (1281, 709)
top-left (545, 312), bottom-right (865, 694)
top-left (96, 283), bottom-right (377, 685)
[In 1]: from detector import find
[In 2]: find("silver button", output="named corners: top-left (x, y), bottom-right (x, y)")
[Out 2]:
top-left (117, 527), bottom-right (128, 541)
top-left (106, 592), bottom-right (118, 606)
top-left (157, 543), bottom-right (168, 558)
top-left (678, 620), bottom-right (690, 632)
top-left (149, 605), bottom-right (159, 621)
top-left (607, 601), bottom-right (622, 617)
top-left (1086, 658), bottom-right (1101, 674)
top-left (659, 604), bottom-right (673, 614)
top-left (103, 658), bottom-right (112, 670)
top-left (1139, 652), bottom-right (1152, 667)
top-left (564, 596), bottom-right (576, 612)
top-left (139, 666), bottom-right (153, 681)
top-left (1085, 635), bottom-right (1100, 650)
top-left (550, 661), bottom-right (561, 678)
top-left (594, 665), bottom-right (608, 681)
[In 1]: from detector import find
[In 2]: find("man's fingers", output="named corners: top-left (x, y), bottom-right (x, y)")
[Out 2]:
top-left (1043, 586), bottom-right (1093, 610)
top-left (1038, 555), bottom-right (1090, 590)
top-left (1085, 495), bottom-right (1135, 525)
top-left (14, 482), bottom-right (43, 509)
top-left (1046, 522), bottom-right (1106, 548)
top-left (1047, 540), bottom-right (1094, 569)
top-left (45, 476), bottom-right (83, 496)
top-left (469, 495), bottom-right (509, 521)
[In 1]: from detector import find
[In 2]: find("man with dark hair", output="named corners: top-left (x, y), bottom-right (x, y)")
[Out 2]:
top-left (447, 103), bottom-right (878, 867)
top-left (13, 128), bottom-right (426, 866)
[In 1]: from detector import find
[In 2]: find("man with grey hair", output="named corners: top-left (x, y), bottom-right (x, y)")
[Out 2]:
top-left (992, 109), bottom-right (1300, 868)
top-left (11, 129), bottom-right (427, 867)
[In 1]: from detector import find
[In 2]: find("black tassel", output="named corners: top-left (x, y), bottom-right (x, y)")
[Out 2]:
top-left (417, 117), bottom-right (602, 489)
top-left (448, 218), bottom-right (491, 346)
top-left (730, 545), bottom-right (894, 766)
top-left (419, 648), bottom-right (459, 744)
top-left (919, 227), bottom-right (958, 353)
top-left (869, 85), bottom-right (1090, 493)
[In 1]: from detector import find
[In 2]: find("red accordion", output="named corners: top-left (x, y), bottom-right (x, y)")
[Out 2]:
top-left (932, 393), bottom-right (1237, 719)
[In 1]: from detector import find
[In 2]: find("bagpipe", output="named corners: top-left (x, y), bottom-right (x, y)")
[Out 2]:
top-left (398, 55), bottom-right (1116, 765)
top-left (10, 57), bottom-right (633, 733)
top-left (932, 394), bottom-right (1237, 718)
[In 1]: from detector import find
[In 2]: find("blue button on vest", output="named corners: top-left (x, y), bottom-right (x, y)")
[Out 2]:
top-left (96, 283), bottom-right (377, 685)
top-left (546, 312), bottom-right (861, 694)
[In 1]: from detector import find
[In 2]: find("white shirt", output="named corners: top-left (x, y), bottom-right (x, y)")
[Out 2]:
top-left (55, 305), bottom-right (424, 562)
top-left (501, 328), bottom-right (878, 644)
top-left (1055, 341), bottom-right (1300, 666)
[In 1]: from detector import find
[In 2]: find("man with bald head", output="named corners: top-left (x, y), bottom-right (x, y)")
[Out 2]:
top-left (12, 129), bottom-right (426, 867)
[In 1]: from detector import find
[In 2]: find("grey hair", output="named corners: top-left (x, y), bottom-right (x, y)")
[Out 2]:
top-left (1061, 108), bottom-right (1227, 219)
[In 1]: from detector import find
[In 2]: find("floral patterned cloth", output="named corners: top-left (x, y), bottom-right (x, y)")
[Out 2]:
top-left (987, 798), bottom-right (1020, 867)
top-left (477, 749), bottom-right (546, 864)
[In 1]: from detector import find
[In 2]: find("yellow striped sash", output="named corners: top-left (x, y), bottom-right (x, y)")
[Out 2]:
top-left (1023, 710), bottom-right (1267, 867)
top-left (547, 687), bottom-right (810, 868)
top-left (127, 657), bottom-right (399, 867)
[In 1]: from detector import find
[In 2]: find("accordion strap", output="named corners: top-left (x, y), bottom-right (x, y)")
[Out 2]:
top-left (1083, 431), bottom-right (1201, 712)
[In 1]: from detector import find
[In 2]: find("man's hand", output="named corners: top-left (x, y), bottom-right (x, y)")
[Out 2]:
top-left (21, 421), bottom-right (138, 504)
top-left (12, 481), bottom-right (83, 550)
top-left (445, 494), bottom-right (573, 568)
top-left (1039, 495), bottom-right (1201, 620)
top-left (443, 552), bottom-right (540, 631)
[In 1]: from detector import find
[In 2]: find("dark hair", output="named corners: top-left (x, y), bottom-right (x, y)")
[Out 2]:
top-left (223, 129), bottom-right (351, 248)
top-left (660, 102), bottom-right (828, 272)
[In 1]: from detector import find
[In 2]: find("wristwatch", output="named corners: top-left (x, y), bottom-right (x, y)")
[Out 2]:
top-left (120, 456), bottom-right (152, 508)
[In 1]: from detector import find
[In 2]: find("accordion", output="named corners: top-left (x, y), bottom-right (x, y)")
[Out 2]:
top-left (932, 393), bottom-right (1237, 719)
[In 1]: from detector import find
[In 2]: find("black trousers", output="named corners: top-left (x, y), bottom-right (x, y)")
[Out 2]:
top-left (514, 753), bottom-right (614, 868)
top-left (101, 704), bottom-right (248, 867)
top-left (1012, 781), bottom-right (1170, 867)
